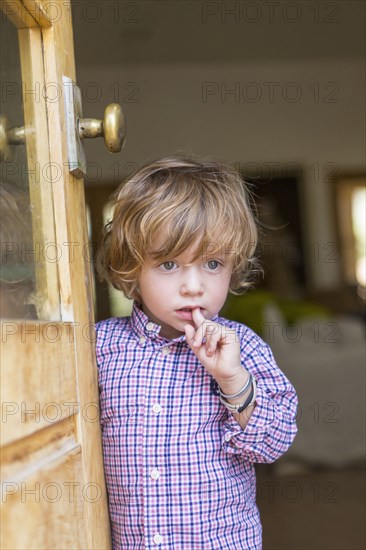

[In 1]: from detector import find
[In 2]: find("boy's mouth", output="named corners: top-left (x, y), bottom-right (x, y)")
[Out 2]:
top-left (177, 306), bottom-right (203, 312)
top-left (175, 306), bottom-right (203, 320)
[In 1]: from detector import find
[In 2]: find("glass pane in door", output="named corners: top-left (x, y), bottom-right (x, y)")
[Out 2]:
top-left (0, 15), bottom-right (60, 320)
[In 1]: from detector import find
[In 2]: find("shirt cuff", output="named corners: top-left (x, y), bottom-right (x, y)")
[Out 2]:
top-left (221, 385), bottom-right (276, 454)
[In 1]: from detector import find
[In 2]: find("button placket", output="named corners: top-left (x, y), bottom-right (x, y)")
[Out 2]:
top-left (144, 336), bottom-right (173, 548)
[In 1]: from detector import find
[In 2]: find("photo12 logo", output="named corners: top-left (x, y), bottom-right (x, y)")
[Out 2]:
top-left (201, 81), bottom-right (340, 104)
top-left (2, 481), bottom-right (102, 504)
top-left (201, 1), bottom-right (341, 24)
top-left (1, 1), bottom-right (141, 25)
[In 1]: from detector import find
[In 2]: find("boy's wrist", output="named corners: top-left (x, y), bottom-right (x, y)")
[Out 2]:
top-left (216, 369), bottom-right (249, 399)
top-left (219, 376), bottom-right (257, 415)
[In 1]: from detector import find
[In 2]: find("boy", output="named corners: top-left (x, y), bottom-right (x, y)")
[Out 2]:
top-left (95, 156), bottom-right (298, 549)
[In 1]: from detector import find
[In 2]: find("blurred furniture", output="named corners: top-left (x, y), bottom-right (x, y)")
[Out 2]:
top-left (264, 302), bottom-right (365, 469)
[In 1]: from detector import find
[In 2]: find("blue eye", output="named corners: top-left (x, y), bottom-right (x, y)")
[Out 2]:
top-left (207, 260), bottom-right (222, 270)
top-left (160, 261), bottom-right (176, 271)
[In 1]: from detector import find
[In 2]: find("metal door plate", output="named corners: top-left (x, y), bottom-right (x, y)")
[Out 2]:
top-left (63, 75), bottom-right (86, 179)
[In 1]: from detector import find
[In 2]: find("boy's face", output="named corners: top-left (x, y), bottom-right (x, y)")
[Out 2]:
top-left (137, 233), bottom-right (234, 339)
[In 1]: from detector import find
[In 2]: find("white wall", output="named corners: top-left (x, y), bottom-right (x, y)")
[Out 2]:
top-left (76, 59), bottom-right (365, 291)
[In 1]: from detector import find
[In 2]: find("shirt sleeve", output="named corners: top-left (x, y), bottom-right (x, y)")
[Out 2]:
top-left (221, 331), bottom-right (298, 464)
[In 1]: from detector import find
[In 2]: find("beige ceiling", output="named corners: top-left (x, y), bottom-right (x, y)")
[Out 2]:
top-left (73, 0), bottom-right (365, 65)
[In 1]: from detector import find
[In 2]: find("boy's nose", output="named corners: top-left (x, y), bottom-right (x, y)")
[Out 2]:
top-left (180, 268), bottom-right (204, 295)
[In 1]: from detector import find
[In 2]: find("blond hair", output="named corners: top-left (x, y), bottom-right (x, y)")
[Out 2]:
top-left (96, 156), bottom-right (260, 300)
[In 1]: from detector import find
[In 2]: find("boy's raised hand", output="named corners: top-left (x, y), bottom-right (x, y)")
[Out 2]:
top-left (184, 307), bottom-right (244, 384)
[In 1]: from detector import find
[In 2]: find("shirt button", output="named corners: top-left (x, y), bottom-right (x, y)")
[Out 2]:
top-left (139, 335), bottom-right (146, 345)
top-left (161, 346), bottom-right (170, 355)
top-left (225, 433), bottom-right (232, 442)
top-left (153, 533), bottom-right (163, 545)
top-left (150, 468), bottom-right (160, 480)
top-left (146, 322), bottom-right (155, 331)
top-left (152, 403), bottom-right (161, 414)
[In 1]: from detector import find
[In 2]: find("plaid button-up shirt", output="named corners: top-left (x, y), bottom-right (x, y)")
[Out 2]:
top-left (96, 302), bottom-right (298, 549)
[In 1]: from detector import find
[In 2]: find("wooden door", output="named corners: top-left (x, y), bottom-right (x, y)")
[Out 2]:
top-left (0, 1), bottom-right (111, 548)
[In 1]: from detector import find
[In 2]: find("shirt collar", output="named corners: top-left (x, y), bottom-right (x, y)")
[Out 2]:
top-left (129, 301), bottom-right (219, 345)
top-left (130, 301), bottom-right (162, 338)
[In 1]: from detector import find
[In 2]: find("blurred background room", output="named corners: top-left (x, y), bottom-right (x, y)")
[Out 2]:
top-left (72, 1), bottom-right (365, 548)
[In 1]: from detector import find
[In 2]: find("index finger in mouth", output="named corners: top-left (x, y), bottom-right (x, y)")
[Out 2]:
top-left (191, 307), bottom-right (206, 326)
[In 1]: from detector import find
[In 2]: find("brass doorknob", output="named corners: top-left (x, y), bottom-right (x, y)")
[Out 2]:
top-left (78, 103), bottom-right (126, 153)
top-left (0, 116), bottom-right (27, 162)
